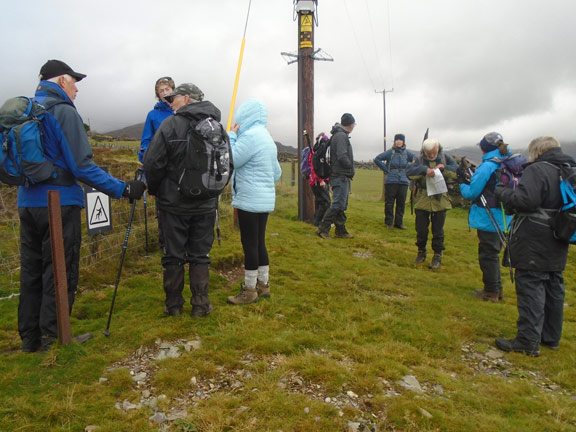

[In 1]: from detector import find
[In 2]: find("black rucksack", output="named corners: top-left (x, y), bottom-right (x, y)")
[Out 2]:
top-left (312, 135), bottom-right (331, 179)
top-left (175, 117), bottom-right (232, 199)
top-left (547, 163), bottom-right (576, 244)
top-left (0, 97), bottom-right (55, 186)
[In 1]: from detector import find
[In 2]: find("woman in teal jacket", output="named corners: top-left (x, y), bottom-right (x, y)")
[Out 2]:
top-left (227, 99), bottom-right (282, 305)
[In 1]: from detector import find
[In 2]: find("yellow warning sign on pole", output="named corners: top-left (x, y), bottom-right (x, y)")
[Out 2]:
top-left (299, 14), bottom-right (312, 48)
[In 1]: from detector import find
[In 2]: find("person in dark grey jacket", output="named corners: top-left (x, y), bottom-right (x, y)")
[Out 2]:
top-left (495, 136), bottom-right (576, 357)
top-left (316, 113), bottom-right (356, 239)
top-left (374, 133), bottom-right (415, 229)
top-left (143, 83), bottom-right (221, 318)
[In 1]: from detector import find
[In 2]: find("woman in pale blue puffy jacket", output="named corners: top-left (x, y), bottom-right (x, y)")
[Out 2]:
top-left (227, 99), bottom-right (282, 305)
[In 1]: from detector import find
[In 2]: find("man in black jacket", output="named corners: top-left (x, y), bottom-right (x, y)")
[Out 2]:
top-left (495, 136), bottom-right (576, 356)
top-left (143, 83), bottom-right (220, 318)
top-left (316, 113), bottom-right (356, 239)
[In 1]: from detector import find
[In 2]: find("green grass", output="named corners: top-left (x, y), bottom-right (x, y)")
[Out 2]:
top-left (0, 163), bottom-right (575, 431)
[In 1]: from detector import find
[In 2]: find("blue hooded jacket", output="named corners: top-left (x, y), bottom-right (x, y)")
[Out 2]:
top-left (374, 144), bottom-right (415, 185)
top-left (228, 99), bottom-right (282, 213)
top-left (460, 148), bottom-right (513, 232)
top-left (18, 81), bottom-right (125, 208)
top-left (138, 101), bottom-right (173, 163)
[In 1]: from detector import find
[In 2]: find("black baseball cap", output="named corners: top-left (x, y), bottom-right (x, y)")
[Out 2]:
top-left (39, 60), bottom-right (87, 82)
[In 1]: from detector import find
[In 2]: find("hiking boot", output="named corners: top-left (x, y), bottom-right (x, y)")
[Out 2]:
top-left (541, 340), bottom-right (559, 350)
top-left (316, 228), bottom-right (330, 239)
top-left (21, 337), bottom-right (41, 353)
top-left (429, 254), bottom-right (442, 270)
top-left (474, 289), bottom-right (499, 303)
top-left (41, 336), bottom-right (56, 352)
top-left (495, 338), bottom-right (540, 357)
top-left (227, 284), bottom-right (259, 305)
top-left (163, 305), bottom-right (183, 316)
top-left (335, 231), bottom-right (354, 239)
top-left (414, 250), bottom-right (426, 264)
top-left (191, 304), bottom-right (214, 318)
top-left (256, 281), bottom-right (270, 298)
top-left (395, 225), bottom-right (407, 230)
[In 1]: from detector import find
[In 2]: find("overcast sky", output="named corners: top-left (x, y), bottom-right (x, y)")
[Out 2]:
top-left (2, 0), bottom-right (575, 161)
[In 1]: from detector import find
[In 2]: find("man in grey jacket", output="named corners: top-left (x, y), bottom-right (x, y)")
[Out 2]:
top-left (316, 113), bottom-right (356, 239)
top-left (143, 83), bottom-right (221, 318)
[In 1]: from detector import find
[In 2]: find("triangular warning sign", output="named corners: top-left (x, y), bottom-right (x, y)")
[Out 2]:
top-left (302, 15), bottom-right (312, 26)
top-left (89, 195), bottom-right (109, 226)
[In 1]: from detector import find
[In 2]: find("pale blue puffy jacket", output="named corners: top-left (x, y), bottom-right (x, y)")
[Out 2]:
top-left (229, 99), bottom-right (282, 213)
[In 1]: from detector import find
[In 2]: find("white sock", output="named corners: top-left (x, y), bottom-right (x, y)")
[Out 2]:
top-left (257, 265), bottom-right (269, 284)
top-left (244, 269), bottom-right (258, 289)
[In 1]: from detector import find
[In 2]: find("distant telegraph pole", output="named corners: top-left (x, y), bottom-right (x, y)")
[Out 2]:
top-left (282, 1), bottom-right (333, 223)
top-left (375, 88), bottom-right (393, 202)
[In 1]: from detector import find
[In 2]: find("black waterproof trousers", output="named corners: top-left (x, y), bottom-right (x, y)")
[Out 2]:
top-left (414, 209), bottom-right (446, 254)
top-left (477, 230), bottom-right (503, 294)
top-left (159, 210), bottom-right (215, 311)
top-left (515, 269), bottom-right (565, 346)
top-left (384, 183), bottom-right (408, 227)
top-left (18, 206), bottom-right (81, 347)
top-left (311, 183), bottom-right (331, 226)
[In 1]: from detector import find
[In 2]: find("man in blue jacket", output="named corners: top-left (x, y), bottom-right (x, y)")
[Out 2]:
top-left (460, 132), bottom-right (512, 303)
top-left (18, 60), bottom-right (145, 353)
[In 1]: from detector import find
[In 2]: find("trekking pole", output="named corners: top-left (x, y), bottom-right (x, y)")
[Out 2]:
top-left (103, 169), bottom-right (142, 337)
top-left (215, 204), bottom-right (222, 246)
top-left (143, 190), bottom-right (149, 258)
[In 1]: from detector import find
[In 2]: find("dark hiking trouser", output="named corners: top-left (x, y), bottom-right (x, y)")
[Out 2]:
top-left (311, 183), bottom-right (331, 226)
top-left (159, 210), bottom-right (216, 311)
top-left (477, 230), bottom-right (503, 293)
top-left (385, 183), bottom-right (408, 227)
top-left (414, 209), bottom-right (446, 254)
top-left (237, 210), bottom-right (270, 271)
top-left (18, 206), bottom-right (81, 344)
top-left (318, 176), bottom-right (350, 234)
top-left (515, 269), bottom-right (565, 346)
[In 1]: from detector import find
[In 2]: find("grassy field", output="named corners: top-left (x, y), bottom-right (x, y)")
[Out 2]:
top-left (0, 162), bottom-right (575, 431)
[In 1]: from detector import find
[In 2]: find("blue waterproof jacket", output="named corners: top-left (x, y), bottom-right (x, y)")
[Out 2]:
top-left (460, 148), bottom-right (512, 232)
top-left (18, 81), bottom-right (125, 208)
top-left (229, 99), bottom-right (282, 213)
top-left (373, 145), bottom-right (415, 185)
top-left (138, 101), bottom-right (173, 163)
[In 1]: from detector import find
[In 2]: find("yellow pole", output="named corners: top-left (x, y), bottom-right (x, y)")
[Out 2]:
top-left (226, 37), bottom-right (246, 132)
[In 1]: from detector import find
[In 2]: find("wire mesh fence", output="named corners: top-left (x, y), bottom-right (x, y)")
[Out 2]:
top-left (0, 156), bottom-right (297, 299)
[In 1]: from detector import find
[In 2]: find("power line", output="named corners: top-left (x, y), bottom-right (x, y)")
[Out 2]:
top-left (342, 0), bottom-right (377, 90)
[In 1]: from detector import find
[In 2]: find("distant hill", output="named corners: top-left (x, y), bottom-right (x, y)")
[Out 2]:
top-left (103, 123), bottom-right (144, 141)
top-left (103, 124), bottom-right (298, 154)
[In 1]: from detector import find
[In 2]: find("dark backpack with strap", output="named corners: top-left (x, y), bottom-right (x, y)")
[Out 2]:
top-left (312, 135), bottom-right (331, 179)
top-left (0, 97), bottom-right (55, 186)
top-left (477, 153), bottom-right (527, 208)
top-left (174, 117), bottom-right (232, 199)
top-left (547, 163), bottom-right (576, 244)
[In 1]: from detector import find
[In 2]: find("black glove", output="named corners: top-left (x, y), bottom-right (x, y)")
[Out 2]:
top-left (122, 180), bottom-right (146, 200)
top-left (456, 166), bottom-right (470, 185)
top-left (494, 185), bottom-right (506, 200)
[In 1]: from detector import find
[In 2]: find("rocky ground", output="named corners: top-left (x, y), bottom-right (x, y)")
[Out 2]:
top-left (83, 268), bottom-right (575, 432)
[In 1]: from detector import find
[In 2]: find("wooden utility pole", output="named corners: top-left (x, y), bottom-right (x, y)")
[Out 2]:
top-left (376, 88), bottom-right (393, 202)
top-left (296, 1), bottom-right (315, 222)
top-left (282, 1), bottom-right (333, 223)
